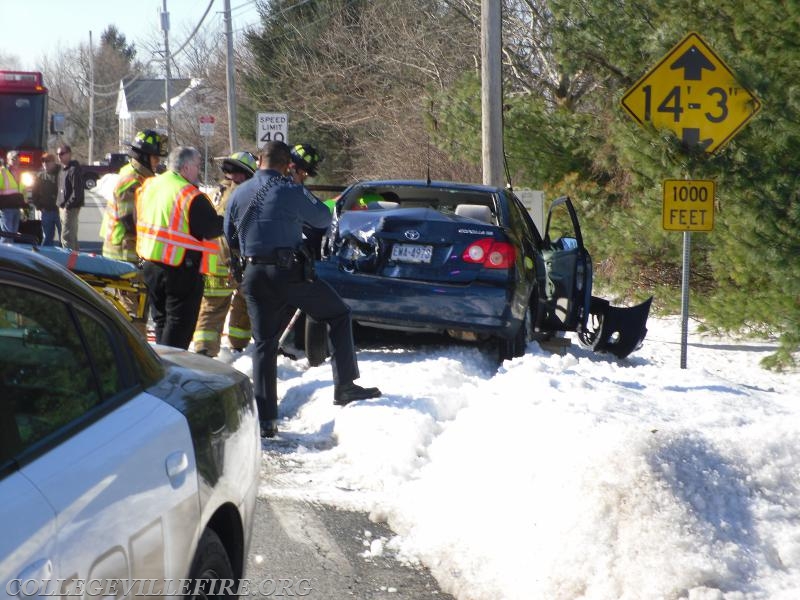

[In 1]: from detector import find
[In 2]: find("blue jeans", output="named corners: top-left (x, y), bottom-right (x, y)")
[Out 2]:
top-left (41, 210), bottom-right (61, 246)
top-left (0, 208), bottom-right (20, 243)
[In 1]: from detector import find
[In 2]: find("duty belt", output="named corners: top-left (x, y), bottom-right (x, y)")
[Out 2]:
top-left (246, 256), bottom-right (277, 265)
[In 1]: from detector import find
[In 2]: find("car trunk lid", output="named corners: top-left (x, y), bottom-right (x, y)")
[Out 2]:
top-left (332, 207), bottom-right (512, 284)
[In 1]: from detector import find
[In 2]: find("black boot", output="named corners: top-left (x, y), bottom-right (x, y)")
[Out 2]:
top-left (333, 382), bottom-right (382, 406)
top-left (260, 419), bottom-right (278, 438)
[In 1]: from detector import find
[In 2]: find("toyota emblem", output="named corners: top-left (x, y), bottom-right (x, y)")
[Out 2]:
top-left (404, 230), bottom-right (421, 241)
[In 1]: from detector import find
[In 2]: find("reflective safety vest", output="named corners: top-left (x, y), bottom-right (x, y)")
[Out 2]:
top-left (101, 163), bottom-right (145, 261)
top-left (0, 166), bottom-right (23, 195)
top-left (135, 171), bottom-right (218, 268)
top-left (200, 238), bottom-right (234, 294)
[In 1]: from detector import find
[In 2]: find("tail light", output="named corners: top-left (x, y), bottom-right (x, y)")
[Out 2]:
top-left (462, 238), bottom-right (515, 269)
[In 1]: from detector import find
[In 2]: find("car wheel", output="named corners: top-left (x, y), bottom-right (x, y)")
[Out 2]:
top-left (498, 301), bottom-right (535, 361)
top-left (187, 528), bottom-right (235, 599)
top-left (84, 176), bottom-right (97, 190)
top-left (304, 316), bottom-right (329, 367)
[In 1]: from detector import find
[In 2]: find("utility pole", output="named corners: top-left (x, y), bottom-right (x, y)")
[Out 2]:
top-left (88, 30), bottom-right (95, 164)
top-left (224, 0), bottom-right (239, 152)
top-left (481, 0), bottom-right (503, 187)
top-left (161, 0), bottom-right (173, 140)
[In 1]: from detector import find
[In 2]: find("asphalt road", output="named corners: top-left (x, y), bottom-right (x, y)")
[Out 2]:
top-left (76, 189), bottom-right (453, 598)
top-left (247, 444), bottom-right (454, 599)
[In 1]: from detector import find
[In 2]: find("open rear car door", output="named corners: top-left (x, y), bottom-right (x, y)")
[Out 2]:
top-left (536, 196), bottom-right (652, 359)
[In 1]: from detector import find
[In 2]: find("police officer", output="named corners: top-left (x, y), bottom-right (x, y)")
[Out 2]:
top-left (137, 146), bottom-right (222, 349)
top-left (224, 141), bottom-right (381, 438)
top-left (193, 151), bottom-right (257, 356)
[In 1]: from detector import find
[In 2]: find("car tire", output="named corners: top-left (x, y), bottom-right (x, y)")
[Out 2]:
top-left (305, 316), bottom-right (329, 367)
top-left (84, 176), bottom-right (97, 190)
top-left (187, 528), bottom-right (236, 599)
top-left (498, 301), bottom-right (534, 361)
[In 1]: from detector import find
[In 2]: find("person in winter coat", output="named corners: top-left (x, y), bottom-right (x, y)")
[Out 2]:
top-left (30, 153), bottom-right (61, 246)
top-left (56, 145), bottom-right (84, 250)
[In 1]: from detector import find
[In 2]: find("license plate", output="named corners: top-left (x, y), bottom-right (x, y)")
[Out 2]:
top-left (390, 243), bottom-right (433, 264)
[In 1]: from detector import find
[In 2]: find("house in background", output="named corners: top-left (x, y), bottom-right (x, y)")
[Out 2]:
top-left (116, 78), bottom-right (199, 147)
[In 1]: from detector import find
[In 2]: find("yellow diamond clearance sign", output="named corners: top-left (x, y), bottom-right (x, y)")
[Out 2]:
top-left (621, 32), bottom-right (761, 154)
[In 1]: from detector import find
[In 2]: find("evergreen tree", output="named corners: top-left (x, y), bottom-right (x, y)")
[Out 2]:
top-left (238, 0), bottom-right (799, 366)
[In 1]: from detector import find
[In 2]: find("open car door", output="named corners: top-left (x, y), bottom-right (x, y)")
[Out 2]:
top-left (535, 196), bottom-right (652, 359)
top-left (535, 196), bottom-right (593, 335)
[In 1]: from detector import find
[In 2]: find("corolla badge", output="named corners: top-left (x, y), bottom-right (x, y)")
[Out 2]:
top-left (404, 230), bottom-right (421, 241)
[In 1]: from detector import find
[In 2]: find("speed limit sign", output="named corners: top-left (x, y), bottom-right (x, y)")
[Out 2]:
top-left (257, 113), bottom-right (288, 148)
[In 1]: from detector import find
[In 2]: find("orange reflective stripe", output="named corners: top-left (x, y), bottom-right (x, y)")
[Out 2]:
top-left (136, 223), bottom-right (218, 253)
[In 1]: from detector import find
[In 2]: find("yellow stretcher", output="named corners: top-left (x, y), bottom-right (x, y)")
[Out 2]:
top-left (74, 269), bottom-right (149, 327)
top-left (14, 241), bottom-right (149, 330)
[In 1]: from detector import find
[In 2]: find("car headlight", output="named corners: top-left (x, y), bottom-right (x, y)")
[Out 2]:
top-left (20, 171), bottom-right (34, 188)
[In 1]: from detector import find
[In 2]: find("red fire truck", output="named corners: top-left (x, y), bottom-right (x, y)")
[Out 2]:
top-left (0, 70), bottom-right (48, 188)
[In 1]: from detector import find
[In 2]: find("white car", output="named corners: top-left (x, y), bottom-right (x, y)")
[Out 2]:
top-left (0, 244), bottom-right (260, 599)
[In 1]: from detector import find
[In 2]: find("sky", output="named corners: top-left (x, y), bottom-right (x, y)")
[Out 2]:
top-left (203, 314), bottom-right (800, 600)
top-left (2, 0), bottom-right (263, 71)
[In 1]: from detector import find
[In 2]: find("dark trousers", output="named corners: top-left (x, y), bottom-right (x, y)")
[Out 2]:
top-left (143, 260), bottom-right (205, 349)
top-left (242, 262), bottom-right (359, 422)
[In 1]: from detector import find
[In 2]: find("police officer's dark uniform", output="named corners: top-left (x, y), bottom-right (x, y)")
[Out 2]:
top-left (224, 141), bottom-right (381, 438)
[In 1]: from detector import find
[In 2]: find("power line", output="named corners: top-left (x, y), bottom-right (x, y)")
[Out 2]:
top-left (170, 0), bottom-right (216, 59)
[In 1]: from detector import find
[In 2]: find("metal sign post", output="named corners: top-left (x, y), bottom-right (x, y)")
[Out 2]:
top-left (199, 115), bottom-right (215, 184)
top-left (680, 231), bottom-right (691, 369)
top-left (663, 179), bottom-right (715, 368)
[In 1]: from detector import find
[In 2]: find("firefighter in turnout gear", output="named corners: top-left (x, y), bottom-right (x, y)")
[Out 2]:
top-left (101, 129), bottom-right (168, 262)
top-left (289, 144), bottom-right (321, 181)
top-left (100, 129), bottom-right (168, 335)
top-left (193, 151), bottom-right (257, 357)
top-left (279, 144), bottom-right (325, 356)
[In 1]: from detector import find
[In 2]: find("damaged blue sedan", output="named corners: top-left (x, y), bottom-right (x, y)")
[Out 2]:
top-left (306, 180), bottom-right (651, 363)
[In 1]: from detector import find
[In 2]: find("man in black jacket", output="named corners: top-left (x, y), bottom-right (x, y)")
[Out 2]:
top-left (56, 145), bottom-right (84, 250)
top-left (30, 153), bottom-right (62, 246)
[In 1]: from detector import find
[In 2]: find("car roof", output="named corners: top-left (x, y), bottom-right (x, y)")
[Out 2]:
top-left (349, 179), bottom-right (506, 194)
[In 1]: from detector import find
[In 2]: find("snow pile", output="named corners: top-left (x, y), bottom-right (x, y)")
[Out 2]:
top-left (222, 317), bottom-right (799, 599)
